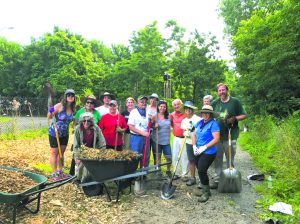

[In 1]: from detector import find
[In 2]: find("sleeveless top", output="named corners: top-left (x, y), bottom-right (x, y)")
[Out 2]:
top-left (48, 106), bottom-right (73, 137)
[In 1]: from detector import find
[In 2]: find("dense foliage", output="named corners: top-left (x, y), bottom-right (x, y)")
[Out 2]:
top-left (220, 0), bottom-right (300, 116)
top-left (239, 114), bottom-right (300, 222)
top-left (0, 23), bottom-right (226, 107)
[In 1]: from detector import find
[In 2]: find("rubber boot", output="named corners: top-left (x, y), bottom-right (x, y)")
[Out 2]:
top-left (198, 185), bottom-right (210, 203)
top-left (195, 185), bottom-right (211, 197)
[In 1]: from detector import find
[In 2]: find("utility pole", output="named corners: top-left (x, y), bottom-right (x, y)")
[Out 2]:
top-left (163, 73), bottom-right (171, 98)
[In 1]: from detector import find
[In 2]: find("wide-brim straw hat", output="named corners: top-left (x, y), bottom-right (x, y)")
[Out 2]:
top-left (100, 92), bottom-right (116, 103)
top-left (199, 105), bottom-right (219, 118)
top-left (80, 94), bottom-right (101, 107)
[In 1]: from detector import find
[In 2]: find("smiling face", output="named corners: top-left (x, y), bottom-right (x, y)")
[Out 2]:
top-left (126, 99), bottom-right (135, 110)
top-left (158, 103), bottom-right (167, 114)
top-left (138, 98), bottom-right (147, 110)
top-left (217, 85), bottom-right (228, 101)
top-left (203, 98), bottom-right (211, 105)
top-left (172, 100), bottom-right (182, 112)
top-left (82, 117), bottom-right (92, 129)
top-left (66, 93), bottom-right (75, 103)
top-left (201, 112), bottom-right (211, 122)
top-left (184, 107), bottom-right (193, 118)
top-left (85, 100), bottom-right (95, 112)
top-left (150, 97), bottom-right (157, 106)
top-left (109, 104), bottom-right (118, 115)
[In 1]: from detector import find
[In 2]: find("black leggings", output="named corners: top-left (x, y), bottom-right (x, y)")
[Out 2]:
top-left (196, 153), bottom-right (216, 186)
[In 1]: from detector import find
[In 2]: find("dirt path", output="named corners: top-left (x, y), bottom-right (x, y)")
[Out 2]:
top-left (0, 140), bottom-right (264, 223)
top-left (123, 146), bottom-right (263, 224)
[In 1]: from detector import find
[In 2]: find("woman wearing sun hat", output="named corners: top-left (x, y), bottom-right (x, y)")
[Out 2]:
top-left (181, 101), bottom-right (201, 186)
top-left (74, 94), bottom-right (101, 125)
top-left (192, 105), bottom-right (220, 202)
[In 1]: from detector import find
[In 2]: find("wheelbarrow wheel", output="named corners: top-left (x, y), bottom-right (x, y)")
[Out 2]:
top-left (82, 184), bottom-right (103, 197)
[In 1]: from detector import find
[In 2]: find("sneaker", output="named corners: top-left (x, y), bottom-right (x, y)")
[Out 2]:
top-left (182, 176), bottom-right (189, 182)
top-left (51, 172), bottom-right (62, 181)
top-left (186, 177), bottom-right (196, 186)
top-left (58, 170), bottom-right (71, 179)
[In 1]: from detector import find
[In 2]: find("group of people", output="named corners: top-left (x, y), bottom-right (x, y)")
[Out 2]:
top-left (47, 83), bottom-right (247, 203)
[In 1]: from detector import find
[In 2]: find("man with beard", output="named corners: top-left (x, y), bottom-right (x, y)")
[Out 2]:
top-left (210, 83), bottom-right (247, 189)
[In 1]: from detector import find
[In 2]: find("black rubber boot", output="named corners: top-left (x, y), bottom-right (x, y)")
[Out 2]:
top-left (198, 185), bottom-right (210, 203)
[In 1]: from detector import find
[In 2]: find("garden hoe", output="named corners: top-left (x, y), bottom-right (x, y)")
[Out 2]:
top-left (161, 136), bottom-right (186, 200)
top-left (218, 127), bottom-right (242, 193)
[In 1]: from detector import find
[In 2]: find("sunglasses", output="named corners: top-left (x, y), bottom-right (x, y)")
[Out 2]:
top-left (86, 101), bottom-right (94, 105)
top-left (66, 94), bottom-right (75, 97)
top-left (83, 120), bottom-right (92, 124)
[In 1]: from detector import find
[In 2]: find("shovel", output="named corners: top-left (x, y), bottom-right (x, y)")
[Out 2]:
top-left (218, 127), bottom-right (242, 193)
top-left (134, 119), bottom-right (151, 195)
top-left (161, 136), bottom-right (186, 200)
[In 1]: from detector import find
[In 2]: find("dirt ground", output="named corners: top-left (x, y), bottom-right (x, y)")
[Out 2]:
top-left (0, 138), bottom-right (264, 224)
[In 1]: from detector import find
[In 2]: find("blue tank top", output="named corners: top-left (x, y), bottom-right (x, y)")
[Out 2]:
top-left (48, 107), bottom-right (73, 137)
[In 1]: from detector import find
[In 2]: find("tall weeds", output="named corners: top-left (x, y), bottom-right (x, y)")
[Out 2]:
top-left (239, 114), bottom-right (300, 222)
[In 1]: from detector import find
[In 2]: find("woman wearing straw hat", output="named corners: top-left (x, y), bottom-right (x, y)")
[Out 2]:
top-left (192, 105), bottom-right (220, 202)
top-left (74, 94), bottom-right (101, 125)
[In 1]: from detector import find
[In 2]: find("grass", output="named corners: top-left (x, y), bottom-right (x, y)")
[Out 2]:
top-left (238, 114), bottom-right (300, 223)
top-left (0, 117), bottom-right (12, 123)
top-left (0, 127), bottom-right (48, 140)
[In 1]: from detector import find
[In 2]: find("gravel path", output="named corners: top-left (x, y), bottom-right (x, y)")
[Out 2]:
top-left (123, 145), bottom-right (263, 224)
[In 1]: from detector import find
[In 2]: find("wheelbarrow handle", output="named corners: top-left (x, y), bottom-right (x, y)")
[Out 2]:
top-left (24, 175), bottom-right (76, 197)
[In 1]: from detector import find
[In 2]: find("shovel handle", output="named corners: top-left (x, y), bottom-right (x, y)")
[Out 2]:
top-left (228, 127), bottom-right (232, 169)
top-left (52, 113), bottom-right (63, 166)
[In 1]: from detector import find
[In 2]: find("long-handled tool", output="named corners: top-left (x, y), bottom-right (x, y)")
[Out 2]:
top-left (52, 113), bottom-right (64, 167)
top-left (114, 101), bottom-right (121, 151)
top-left (161, 136), bottom-right (187, 200)
top-left (155, 113), bottom-right (159, 169)
top-left (134, 119), bottom-right (151, 195)
top-left (218, 127), bottom-right (242, 193)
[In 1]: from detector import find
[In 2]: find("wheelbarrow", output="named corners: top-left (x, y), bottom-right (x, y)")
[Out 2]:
top-left (0, 166), bottom-right (76, 224)
top-left (79, 157), bottom-right (170, 202)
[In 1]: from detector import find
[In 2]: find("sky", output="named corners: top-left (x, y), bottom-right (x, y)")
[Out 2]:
top-left (0, 0), bottom-right (232, 60)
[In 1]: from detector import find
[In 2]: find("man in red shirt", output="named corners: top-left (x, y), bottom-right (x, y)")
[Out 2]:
top-left (170, 99), bottom-right (187, 180)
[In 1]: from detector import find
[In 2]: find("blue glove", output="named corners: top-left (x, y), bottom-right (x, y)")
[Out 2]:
top-left (49, 106), bottom-right (54, 114)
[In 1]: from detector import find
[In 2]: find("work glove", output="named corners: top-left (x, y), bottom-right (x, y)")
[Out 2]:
top-left (183, 130), bottom-right (191, 137)
top-left (225, 116), bottom-right (237, 126)
top-left (49, 106), bottom-right (55, 114)
top-left (115, 126), bottom-right (123, 133)
top-left (198, 145), bottom-right (207, 154)
top-left (193, 145), bottom-right (199, 156)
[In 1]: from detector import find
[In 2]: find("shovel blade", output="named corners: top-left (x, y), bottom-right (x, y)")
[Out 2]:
top-left (134, 179), bottom-right (146, 195)
top-left (160, 182), bottom-right (177, 200)
top-left (218, 168), bottom-right (242, 193)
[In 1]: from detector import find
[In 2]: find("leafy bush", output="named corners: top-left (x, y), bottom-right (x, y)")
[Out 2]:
top-left (239, 114), bottom-right (300, 222)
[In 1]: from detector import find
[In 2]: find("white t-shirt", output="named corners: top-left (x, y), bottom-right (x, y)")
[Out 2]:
top-left (128, 108), bottom-right (150, 135)
top-left (95, 105), bottom-right (109, 117)
top-left (181, 114), bottom-right (202, 144)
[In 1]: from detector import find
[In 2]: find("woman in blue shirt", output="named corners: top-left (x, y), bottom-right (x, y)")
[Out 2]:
top-left (192, 105), bottom-right (220, 202)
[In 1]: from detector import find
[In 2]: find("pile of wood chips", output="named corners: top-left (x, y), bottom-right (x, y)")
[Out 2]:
top-left (0, 169), bottom-right (37, 194)
top-left (77, 146), bottom-right (141, 161)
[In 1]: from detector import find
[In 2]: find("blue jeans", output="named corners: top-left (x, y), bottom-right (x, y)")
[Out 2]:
top-left (158, 144), bottom-right (172, 158)
top-left (130, 134), bottom-right (150, 167)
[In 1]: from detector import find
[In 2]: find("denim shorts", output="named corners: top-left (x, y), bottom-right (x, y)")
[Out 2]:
top-left (158, 144), bottom-right (172, 158)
